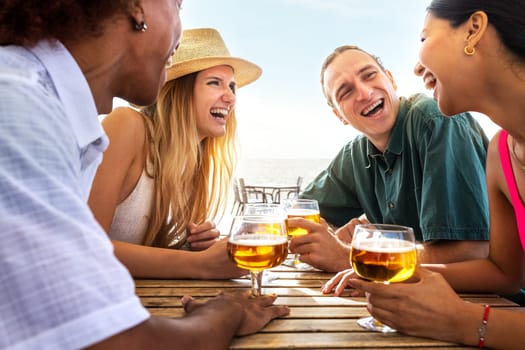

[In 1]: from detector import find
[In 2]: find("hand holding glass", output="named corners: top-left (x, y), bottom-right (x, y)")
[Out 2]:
top-left (282, 198), bottom-right (320, 268)
top-left (227, 215), bottom-right (288, 296)
top-left (351, 224), bottom-right (417, 332)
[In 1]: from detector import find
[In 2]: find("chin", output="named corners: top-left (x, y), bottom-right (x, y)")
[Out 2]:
top-left (437, 100), bottom-right (461, 117)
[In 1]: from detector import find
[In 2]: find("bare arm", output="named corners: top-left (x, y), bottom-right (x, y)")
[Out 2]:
top-left (88, 292), bottom-right (290, 350)
top-left (349, 268), bottom-right (525, 350)
top-left (114, 238), bottom-right (244, 279)
top-left (89, 107), bottom-right (146, 232)
top-left (418, 240), bottom-right (489, 264)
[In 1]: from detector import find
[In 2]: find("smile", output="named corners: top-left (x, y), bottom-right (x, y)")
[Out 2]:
top-left (210, 107), bottom-right (229, 120)
top-left (423, 73), bottom-right (436, 90)
top-left (361, 99), bottom-right (384, 117)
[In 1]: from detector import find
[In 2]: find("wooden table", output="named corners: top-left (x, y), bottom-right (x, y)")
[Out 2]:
top-left (135, 262), bottom-right (519, 349)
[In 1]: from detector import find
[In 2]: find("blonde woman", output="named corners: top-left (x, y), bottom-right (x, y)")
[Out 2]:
top-left (89, 28), bottom-right (261, 279)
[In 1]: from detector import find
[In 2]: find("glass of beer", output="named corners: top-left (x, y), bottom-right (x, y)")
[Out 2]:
top-left (351, 223), bottom-right (417, 332)
top-left (227, 215), bottom-right (288, 296)
top-left (282, 198), bottom-right (320, 269)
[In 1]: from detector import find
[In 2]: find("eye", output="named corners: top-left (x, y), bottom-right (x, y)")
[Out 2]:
top-left (207, 79), bottom-right (220, 86)
top-left (338, 88), bottom-right (353, 101)
top-left (420, 36), bottom-right (426, 43)
top-left (229, 82), bottom-right (236, 94)
top-left (364, 71), bottom-right (377, 80)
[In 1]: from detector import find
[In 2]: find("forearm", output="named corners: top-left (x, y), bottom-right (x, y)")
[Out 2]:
top-left (113, 240), bottom-right (206, 279)
top-left (89, 304), bottom-right (243, 350)
top-left (424, 258), bottom-right (524, 294)
top-left (447, 302), bottom-right (525, 350)
top-left (418, 240), bottom-right (489, 264)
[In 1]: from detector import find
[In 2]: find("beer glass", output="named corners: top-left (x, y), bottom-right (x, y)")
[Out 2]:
top-left (351, 224), bottom-right (417, 332)
top-left (227, 215), bottom-right (288, 296)
top-left (282, 198), bottom-right (320, 269)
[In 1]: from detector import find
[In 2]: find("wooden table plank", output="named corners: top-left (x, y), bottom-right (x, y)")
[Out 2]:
top-left (230, 332), bottom-right (461, 349)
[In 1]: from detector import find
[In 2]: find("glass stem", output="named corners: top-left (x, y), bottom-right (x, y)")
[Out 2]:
top-left (251, 270), bottom-right (264, 296)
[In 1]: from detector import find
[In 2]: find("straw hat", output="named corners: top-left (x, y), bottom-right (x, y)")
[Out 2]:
top-left (167, 28), bottom-right (262, 88)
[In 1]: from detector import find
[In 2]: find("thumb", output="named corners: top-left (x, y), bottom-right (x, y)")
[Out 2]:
top-left (181, 295), bottom-right (199, 313)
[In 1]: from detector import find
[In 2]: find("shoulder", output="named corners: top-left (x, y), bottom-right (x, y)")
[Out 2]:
top-left (101, 106), bottom-right (147, 162)
top-left (340, 134), bottom-right (369, 158)
top-left (102, 106), bottom-right (146, 142)
top-left (487, 130), bottom-right (504, 165)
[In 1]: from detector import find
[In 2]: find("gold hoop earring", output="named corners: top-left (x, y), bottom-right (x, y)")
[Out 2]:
top-left (463, 46), bottom-right (475, 56)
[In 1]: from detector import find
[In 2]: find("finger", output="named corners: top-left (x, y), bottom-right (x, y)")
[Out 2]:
top-left (189, 221), bottom-right (216, 234)
top-left (270, 304), bottom-right (290, 318)
top-left (256, 293), bottom-right (279, 306)
top-left (320, 270), bottom-right (347, 294)
top-left (333, 279), bottom-right (350, 297)
top-left (287, 217), bottom-right (319, 231)
top-left (181, 295), bottom-right (198, 313)
top-left (349, 278), bottom-right (399, 297)
top-left (187, 229), bottom-right (220, 242)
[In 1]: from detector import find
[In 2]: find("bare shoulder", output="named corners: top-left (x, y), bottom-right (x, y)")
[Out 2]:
top-left (103, 106), bottom-right (145, 133)
top-left (102, 106), bottom-right (146, 149)
top-left (486, 130), bottom-right (505, 193)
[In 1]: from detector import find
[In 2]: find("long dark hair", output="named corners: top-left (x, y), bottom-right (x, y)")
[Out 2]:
top-left (0, 0), bottom-right (134, 46)
top-left (427, 0), bottom-right (525, 60)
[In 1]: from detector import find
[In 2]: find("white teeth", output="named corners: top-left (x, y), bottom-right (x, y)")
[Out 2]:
top-left (363, 100), bottom-right (382, 115)
top-left (210, 108), bottom-right (229, 117)
top-left (423, 75), bottom-right (436, 90)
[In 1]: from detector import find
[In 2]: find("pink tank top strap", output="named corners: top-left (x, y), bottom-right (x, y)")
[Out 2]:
top-left (498, 130), bottom-right (525, 251)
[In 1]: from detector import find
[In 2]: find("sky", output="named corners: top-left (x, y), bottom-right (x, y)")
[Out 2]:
top-left (130, 0), bottom-right (500, 159)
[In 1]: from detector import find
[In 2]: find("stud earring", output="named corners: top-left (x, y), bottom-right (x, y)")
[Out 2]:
top-left (132, 20), bottom-right (148, 32)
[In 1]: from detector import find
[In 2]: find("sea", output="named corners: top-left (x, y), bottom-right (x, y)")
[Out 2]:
top-left (218, 157), bottom-right (332, 231)
top-left (236, 158), bottom-right (332, 187)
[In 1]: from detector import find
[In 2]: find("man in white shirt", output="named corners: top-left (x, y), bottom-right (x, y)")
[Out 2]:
top-left (0, 2), bottom-right (288, 349)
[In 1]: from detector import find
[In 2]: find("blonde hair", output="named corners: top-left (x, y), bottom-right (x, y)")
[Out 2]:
top-left (141, 72), bottom-right (238, 247)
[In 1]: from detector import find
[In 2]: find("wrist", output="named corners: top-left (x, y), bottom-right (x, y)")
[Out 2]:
top-left (478, 305), bottom-right (490, 348)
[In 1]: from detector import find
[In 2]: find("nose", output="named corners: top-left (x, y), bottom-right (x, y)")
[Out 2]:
top-left (414, 62), bottom-right (425, 77)
top-left (355, 81), bottom-right (373, 101)
top-left (222, 86), bottom-right (236, 105)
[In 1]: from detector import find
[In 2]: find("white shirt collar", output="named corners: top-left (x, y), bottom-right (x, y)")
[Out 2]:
top-left (30, 40), bottom-right (104, 149)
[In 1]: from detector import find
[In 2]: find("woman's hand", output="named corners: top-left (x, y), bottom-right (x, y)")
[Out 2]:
top-left (187, 221), bottom-right (220, 251)
top-left (321, 268), bottom-right (364, 296)
top-left (348, 267), bottom-right (470, 342)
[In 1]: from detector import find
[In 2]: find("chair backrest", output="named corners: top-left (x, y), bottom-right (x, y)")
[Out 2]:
top-left (233, 178), bottom-right (241, 203)
top-left (237, 177), bottom-right (249, 203)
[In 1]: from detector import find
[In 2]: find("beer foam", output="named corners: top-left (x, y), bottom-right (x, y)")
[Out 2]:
top-left (286, 208), bottom-right (319, 216)
top-left (230, 234), bottom-right (288, 246)
top-left (353, 238), bottom-right (415, 253)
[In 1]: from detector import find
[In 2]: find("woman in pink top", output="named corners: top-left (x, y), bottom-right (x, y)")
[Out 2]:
top-left (332, 0), bottom-right (525, 348)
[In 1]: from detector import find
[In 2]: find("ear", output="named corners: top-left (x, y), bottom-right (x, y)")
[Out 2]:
top-left (465, 11), bottom-right (489, 47)
top-left (129, 0), bottom-right (145, 24)
top-left (385, 69), bottom-right (398, 91)
top-left (332, 107), bottom-right (349, 125)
